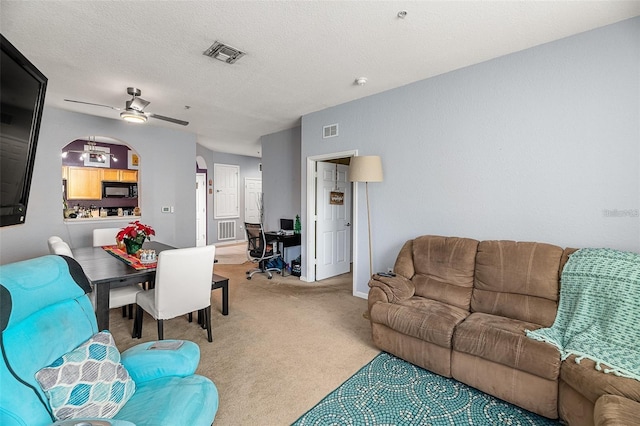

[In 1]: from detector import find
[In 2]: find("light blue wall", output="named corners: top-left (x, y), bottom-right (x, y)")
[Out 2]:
top-left (302, 18), bottom-right (640, 295)
top-left (261, 126), bottom-right (302, 232)
top-left (0, 107), bottom-right (198, 264)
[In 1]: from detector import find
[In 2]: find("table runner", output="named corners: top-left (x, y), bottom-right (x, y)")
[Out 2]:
top-left (102, 245), bottom-right (157, 270)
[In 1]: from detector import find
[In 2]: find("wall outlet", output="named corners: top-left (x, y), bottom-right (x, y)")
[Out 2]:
top-left (161, 206), bottom-right (170, 213)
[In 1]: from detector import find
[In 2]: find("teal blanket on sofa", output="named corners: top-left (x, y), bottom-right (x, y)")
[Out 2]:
top-left (526, 248), bottom-right (640, 381)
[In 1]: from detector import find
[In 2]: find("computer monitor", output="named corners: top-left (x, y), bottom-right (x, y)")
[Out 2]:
top-left (280, 218), bottom-right (294, 231)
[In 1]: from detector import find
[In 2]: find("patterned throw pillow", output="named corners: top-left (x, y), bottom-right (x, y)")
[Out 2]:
top-left (35, 331), bottom-right (135, 420)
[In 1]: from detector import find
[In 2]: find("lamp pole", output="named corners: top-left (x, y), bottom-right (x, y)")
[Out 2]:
top-left (365, 181), bottom-right (373, 278)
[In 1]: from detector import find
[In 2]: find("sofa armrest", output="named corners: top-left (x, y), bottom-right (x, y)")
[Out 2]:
top-left (121, 340), bottom-right (200, 384)
top-left (369, 274), bottom-right (415, 303)
top-left (594, 394), bottom-right (640, 426)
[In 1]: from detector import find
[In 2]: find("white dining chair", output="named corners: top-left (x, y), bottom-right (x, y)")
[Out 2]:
top-left (92, 227), bottom-right (143, 321)
top-left (50, 240), bottom-right (73, 256)
top-left (133, 245), bottom-right (216, 342)
top-left (92, 227), bottom-right (121, 247)
top-left (47, 236), bottom-right (64, 254)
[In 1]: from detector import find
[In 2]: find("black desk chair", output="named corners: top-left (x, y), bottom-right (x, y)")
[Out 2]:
top-left (245, 222), bottom-right (281, 280)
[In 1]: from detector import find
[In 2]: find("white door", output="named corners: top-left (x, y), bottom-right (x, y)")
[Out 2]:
top-left (245, 178), bottom-right (262, 224)
top-left (315, 162), bottom-right (351, 280)
top-left (214, 164), bottom-right (239, 219)
top-left (196, 173), bottom-right (206, 247)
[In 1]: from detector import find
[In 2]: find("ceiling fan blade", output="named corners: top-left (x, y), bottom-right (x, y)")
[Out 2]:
top-left (148, 113), bottom-right (189, 126)
top-left (63, 99), bottom-right (121, 110)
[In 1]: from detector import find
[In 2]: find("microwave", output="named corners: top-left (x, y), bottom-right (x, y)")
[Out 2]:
top-left (102, 182), bottom-right (138, 198)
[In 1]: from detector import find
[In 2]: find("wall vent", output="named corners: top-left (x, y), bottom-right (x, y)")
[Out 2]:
top-left (323, 124), bottom-right (338, 138)
top-left (218, 220), bottom-right (236, 240)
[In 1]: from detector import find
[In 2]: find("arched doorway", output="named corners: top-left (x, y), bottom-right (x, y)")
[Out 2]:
top-left (61, 136), bottom-right (140, 219)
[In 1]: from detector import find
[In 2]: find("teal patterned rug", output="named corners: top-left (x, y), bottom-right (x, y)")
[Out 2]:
top-left (293, 352), bottom-right (560, 426)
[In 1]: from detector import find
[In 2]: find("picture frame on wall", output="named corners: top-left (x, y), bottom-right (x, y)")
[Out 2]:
top-left (84, 145), bottom-right (110, 168)
top-left (128, 150), bottom-right (139, 170)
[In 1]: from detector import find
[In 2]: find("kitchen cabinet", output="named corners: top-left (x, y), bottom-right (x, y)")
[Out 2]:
top-left (101, 169), bottom-right (119, 181)
top-left (66, 167), bottom-right (102, 200)
top-left (102, 169), bottom-right (137, 182)
top-left (120, 170), bottom-right (138, 182)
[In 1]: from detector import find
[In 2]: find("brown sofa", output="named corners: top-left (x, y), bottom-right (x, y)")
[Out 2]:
top-left (368, 235), bottom-right (640, 425)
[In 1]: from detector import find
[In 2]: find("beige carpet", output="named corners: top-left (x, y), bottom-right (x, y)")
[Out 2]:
top-left (215, 242), bottom-right (249, 264)
top-left (109, 261), bottom-right (379, 425)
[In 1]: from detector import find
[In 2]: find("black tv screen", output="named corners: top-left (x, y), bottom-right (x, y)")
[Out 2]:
top-left (0, 34), bottom-right (47, 227)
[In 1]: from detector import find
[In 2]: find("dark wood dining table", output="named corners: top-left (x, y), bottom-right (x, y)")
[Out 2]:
top-left (71, 241), bottom-right (174, 331)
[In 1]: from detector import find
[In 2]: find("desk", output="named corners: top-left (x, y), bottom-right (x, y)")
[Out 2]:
top-left (264, 232), bottom-right (301, 274)
top-left (265, 232), bottom-right (301, 250)
top-left (72, 241), bottom-right (173, 331)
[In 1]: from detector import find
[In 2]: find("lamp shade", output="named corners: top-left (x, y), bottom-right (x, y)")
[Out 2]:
top-left (349, 156), bottom-right (383, 183)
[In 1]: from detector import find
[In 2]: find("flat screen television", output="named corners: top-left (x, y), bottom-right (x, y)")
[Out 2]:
top-left (0, 34), bottom-right (48, 227)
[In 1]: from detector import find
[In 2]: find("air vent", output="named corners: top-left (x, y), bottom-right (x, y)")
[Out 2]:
top-left (323, 124), bottom-right (338, 139)
top-left (218, 220), bottom-right (237, 240)
top-left (203, 41), bottom-right (245, 64)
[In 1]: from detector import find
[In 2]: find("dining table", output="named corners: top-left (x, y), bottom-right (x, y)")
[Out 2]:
top-left (71, 241), bottom-right (174, 331)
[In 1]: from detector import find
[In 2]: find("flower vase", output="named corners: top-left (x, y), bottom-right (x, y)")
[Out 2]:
top-left (124, 239), bottom-right (143, 255)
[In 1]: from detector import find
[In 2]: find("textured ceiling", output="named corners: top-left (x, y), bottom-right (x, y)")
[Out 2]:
top-left (2, 1), bottom-right (639, 157)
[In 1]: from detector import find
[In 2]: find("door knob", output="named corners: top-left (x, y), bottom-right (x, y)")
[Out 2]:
top-left (345, 223), bottom-right (351, 227)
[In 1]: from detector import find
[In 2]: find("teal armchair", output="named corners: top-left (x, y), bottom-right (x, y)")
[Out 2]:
top-left (0, 255), bottom-right (219, 425)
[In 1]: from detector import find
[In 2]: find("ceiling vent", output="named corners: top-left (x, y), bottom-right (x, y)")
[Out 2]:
top-left (203, 41), bottom-right (245, 64)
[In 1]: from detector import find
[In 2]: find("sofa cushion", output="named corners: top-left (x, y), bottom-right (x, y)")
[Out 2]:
top-left (472, 240), bottom-right (563, 326)
top-left (561, 355), bottom-right (640, 404)
top-left (453, 312), bottom-right (560, 380)
top-left (114, 375), bottom-right (218, 425)
top-left (370, 296), bottom-right (469, 348)
top-left (35, 331), bottom-right (135, 420)
top-left (410, 236), bottom-right (479, 311)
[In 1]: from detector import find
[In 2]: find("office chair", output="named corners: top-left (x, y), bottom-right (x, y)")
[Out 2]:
top-left (133, 245), bottom-right (216, 342)
top-left (93, 227), bottom-right (142, 320)
top-left (245, 222), bottom-right (281, 280)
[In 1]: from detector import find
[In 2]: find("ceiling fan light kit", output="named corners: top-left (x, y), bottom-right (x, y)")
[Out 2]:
top-left (120, 109), bottom-right (148, 123)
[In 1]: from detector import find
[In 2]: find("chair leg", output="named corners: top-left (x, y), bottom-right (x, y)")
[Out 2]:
top-left (157, 319), bottom-right (164, 340)
top-left (205, 306), bottom-right (212, 343)
top-left (132, 305), bottom-right (143, 338)
top-left (122, 306), bottom-right (127, 317)
top-left (188, 312), bottom-right (193, 322)
top-left (128, 304), bottom-right (134, 319)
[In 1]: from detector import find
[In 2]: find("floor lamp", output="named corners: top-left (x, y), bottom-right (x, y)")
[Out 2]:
top-left (349, 155), bottom-right (384, 278)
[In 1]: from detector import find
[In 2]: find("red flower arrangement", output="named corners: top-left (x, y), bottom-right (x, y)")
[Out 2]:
top-left (116, 221), bottom-right (155, 245)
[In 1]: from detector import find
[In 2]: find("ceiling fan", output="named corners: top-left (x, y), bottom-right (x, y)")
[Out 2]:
top-left (64, 87), bottom-right (188, 126)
